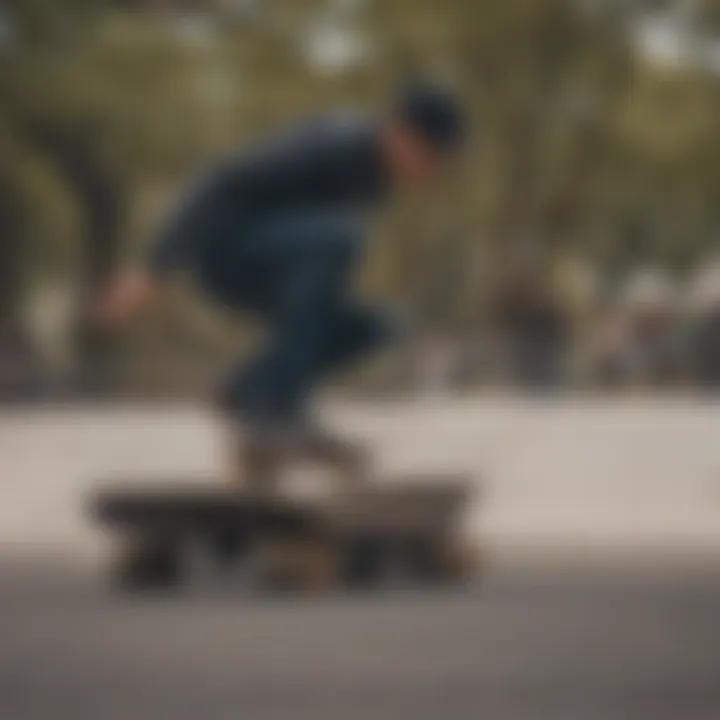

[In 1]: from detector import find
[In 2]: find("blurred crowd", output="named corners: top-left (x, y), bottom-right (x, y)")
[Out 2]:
top-left (7, 258), bottom-right (720, 401)
top-left (411, 259), bottom-right (720, 395)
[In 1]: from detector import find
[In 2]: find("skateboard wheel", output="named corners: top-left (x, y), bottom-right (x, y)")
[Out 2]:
top-left (253, 538), bottom-right (338, 591)
top-left (113, 536), bottom-right (182, 591)
top-left (436, 539), bottom-right (482, 583)
top-left (340, 538), bottom-right (387, 588)
top-left (397, 536), bottom-right (480, 585)
top-left (209, 531), bottom-right (249, 565)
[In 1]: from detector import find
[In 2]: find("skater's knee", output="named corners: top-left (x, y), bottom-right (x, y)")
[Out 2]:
top-left (340, 305), bottom-right (399, 360)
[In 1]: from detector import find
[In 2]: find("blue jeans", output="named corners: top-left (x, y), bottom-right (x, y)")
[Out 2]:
top-left (198, 211), bottom-right (393, 422)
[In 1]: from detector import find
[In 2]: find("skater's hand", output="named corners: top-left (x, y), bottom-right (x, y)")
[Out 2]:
top-left (94, 269), bottom-right (159, 329)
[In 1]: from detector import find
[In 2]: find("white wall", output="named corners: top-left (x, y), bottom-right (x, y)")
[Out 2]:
top-left (1, 398), bottom-right (719, 563)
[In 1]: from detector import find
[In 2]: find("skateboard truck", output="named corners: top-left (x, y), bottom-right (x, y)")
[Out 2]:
top-left (232, 427), bottom-right (372, 494)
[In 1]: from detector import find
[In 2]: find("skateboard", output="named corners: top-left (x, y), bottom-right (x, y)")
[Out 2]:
top-left (89, 476), bottom-right (480, 593)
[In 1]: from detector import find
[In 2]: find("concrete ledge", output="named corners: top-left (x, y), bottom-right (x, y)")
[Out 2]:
top-left (1, 398), bottom-right (719, 563)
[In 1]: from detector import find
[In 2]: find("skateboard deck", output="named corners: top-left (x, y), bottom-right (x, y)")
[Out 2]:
top-left (90, 475), bottom-right (479, 593)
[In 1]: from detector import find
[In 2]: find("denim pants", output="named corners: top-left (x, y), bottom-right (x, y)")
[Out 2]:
top-left (197, 210), bottom-right (393, 422)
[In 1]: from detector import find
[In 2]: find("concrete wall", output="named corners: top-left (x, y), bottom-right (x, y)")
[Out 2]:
top-left (1, 398), bottom-right (719, 563)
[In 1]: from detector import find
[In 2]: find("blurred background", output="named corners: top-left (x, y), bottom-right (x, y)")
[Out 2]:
top-left (3, 4), bottom-right (720, 720)
top-left (4, 0), bottom-right (720, 402)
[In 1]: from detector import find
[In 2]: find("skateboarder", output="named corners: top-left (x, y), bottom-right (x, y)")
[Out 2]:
top-left (97, 81), bottom-right (466, 462)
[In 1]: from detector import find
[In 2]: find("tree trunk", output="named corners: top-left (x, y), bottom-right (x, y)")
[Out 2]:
top-left (0, 174), bottom-right (41, 400)
top-left (68, 153), bottom-right (126, 397)
top-left (24, 122), bottom-right (128, 397)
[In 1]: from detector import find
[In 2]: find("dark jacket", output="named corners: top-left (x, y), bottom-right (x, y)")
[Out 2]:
top-left (147, 112), bottom-right (387, 276)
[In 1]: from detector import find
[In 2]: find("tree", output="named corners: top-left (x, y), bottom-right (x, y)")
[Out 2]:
top-left (0, 0), bottom-right (231, 394)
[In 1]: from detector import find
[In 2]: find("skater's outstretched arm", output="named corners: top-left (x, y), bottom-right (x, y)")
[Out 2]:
top-left (94, 267), bottom-right (160, 328)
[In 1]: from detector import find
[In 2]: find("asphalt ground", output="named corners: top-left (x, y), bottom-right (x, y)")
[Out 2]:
top-left (1, 562), bottom-right (719, 720)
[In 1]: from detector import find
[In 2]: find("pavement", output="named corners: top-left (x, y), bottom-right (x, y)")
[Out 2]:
top-left (2, 398), bottom-right (720, 559)
top-left (1, 563), bottom-right (719, 720)
top-left (2, 399), bottom-right (720, 720)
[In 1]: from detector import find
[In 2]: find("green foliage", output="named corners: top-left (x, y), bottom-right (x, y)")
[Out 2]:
top-left (2, 0), bottom-right (111, 43)
top-left (3, 0), bottom-right (720, 369)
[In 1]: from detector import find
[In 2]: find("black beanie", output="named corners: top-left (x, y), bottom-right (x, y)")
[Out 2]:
top-left (396, 80), bottom-right (466, 154)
